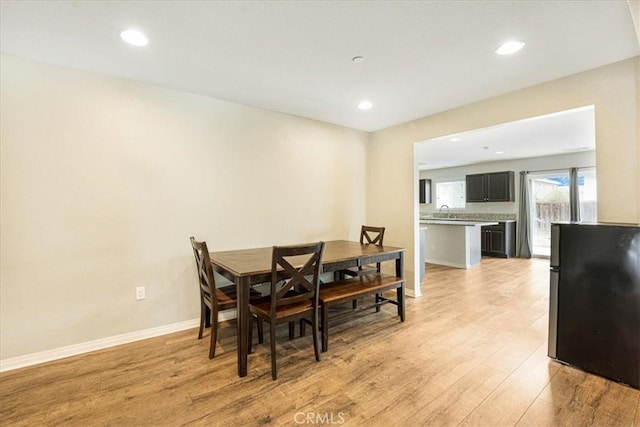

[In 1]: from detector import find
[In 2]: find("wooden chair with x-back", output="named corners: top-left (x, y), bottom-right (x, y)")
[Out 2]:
top-left (249, 241), bottom-right (325, 380)
top-left (190, 237), bottom-right (263, 359)
top-left (340, 225), bottom-right (386, 309)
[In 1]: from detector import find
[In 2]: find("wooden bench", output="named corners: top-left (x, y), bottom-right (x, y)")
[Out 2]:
top-left (317, 273), bottom-right (405, 352)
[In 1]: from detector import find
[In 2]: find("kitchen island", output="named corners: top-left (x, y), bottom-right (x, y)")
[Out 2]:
top-left (420, 219), bottom-right (498, 269)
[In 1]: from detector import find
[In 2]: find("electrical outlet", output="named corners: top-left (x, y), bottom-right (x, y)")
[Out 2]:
top-left (135, 286), bottom-right (145, 300)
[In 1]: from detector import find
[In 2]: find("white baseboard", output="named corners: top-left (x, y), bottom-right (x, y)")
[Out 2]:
top-left (405, 288), bottom-right (418, 298)
top-left (0, 310), bottom-right (238, 373)
top-left (425, 258), bottom-right (470, 269)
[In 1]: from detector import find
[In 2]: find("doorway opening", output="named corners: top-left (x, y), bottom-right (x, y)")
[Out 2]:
top-left (413, 105), bottom-right (596, 292)
top-left (529, 167), bottom-right (597, 257)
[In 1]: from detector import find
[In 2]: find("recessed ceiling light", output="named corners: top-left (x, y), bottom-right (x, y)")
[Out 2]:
top-left (352, 56), bottom-right (365, 63)
top-left (358, 100), bottom-right (373, 110)
top-left (495, 151), bottom-right (504, 155)
top-left (450, 137), bottom-right (461, 142)
top-left (120, 29), bottom-right (149, 47)
top-left (495, 40), bottom-right (525, 55)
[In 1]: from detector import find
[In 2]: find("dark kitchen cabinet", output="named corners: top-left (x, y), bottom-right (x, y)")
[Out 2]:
top-left (481, 221), bottom-right (516, 258)
top-left (419, 179), bottom-right (431, 204)
top-left (487, 172), bottom-right (514, 201)
top-left (466, 174), bottom-right (486, 202)
top-left (466, 171), bottom-right (515, 202)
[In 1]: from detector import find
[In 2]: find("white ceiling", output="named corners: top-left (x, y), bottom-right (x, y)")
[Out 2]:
top-left (0, 1), bottom-right (638, 132)
top-left (416, 105), bottom-right (596, 170)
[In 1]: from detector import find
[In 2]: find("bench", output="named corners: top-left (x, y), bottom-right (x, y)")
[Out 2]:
top-left (317, 273), bottom-right (405, 352)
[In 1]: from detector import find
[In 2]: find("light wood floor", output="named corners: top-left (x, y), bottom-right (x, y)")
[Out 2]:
top-left (1, 258), bottom-right (638, 426)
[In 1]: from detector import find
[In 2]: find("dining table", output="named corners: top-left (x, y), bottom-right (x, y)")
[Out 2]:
top-left (209, 239), bottom-right (405, 377)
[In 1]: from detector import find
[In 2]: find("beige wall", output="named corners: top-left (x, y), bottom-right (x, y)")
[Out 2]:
top-left (368, 57), bottom-right (639, 295)
top-left (0, 55), bottom-right (369, 359)
top-left (2, 53), bottom-right (638, 361)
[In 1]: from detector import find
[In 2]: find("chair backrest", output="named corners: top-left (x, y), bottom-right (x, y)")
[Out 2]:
top-left (190, 237), bottom-right (217, 309)
top-left (360, 226), bottom-right (385, 246)
top-left (270, 242), bottom-right (325, 313)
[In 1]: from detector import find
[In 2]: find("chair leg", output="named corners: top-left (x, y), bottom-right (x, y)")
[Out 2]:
top-left (250, 315), bottom-right (265, 350)
top-left (198, 302), bottom-right (206, 339)
top-left (352, 299), bottom-right (358, 310)
top-left (300, 319), bottom-right (306, 337)
top-left (270, 320), bottom-right (278, 380)
top-left (204, 305), bottom-right (212, 328)
top-left (375, 292), bottom-right (381, 312)
top-left (248, 315), bottom-right (254, 355)
top-left (312, 310), bottom-right (321, 362)
top-left (209, 307), bottom-right (218, 359)
top-left (288, 321), bottom-right (295, 340)
top-left (321, 302), bottom-right (329, 352)
top-left (257, 316), bottom-right (264, 344)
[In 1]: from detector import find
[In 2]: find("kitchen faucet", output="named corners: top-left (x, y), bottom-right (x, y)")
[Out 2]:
top-left (439, 204), bottom-right (450, 218)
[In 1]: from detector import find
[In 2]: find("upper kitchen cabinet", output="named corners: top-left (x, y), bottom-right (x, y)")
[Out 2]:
top-left (466, 171), bottom-right (515, 202)
top-left (419, 179), bottom-right (432, 204)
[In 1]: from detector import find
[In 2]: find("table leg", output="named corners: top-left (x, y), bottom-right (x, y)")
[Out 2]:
top-left (396, 253), bottom-right (406, 322)
top-left (236, 276), bottom-right (250, 377)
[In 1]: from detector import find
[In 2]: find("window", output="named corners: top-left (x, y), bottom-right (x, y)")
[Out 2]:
top-left (435, 180), bottom-right (465, 209)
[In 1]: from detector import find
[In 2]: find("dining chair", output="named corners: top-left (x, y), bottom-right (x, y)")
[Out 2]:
top-left (249, 241), bottom-right (325, 380)
top-left (342, 225), bottom-right (386, 278)
top-left (340, 225), bottom-right (386, 309)
top-left (190, 237), bottom-right (263, 359)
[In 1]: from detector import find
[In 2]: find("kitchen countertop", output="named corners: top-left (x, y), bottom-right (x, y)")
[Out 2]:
top-left (420, 219), bottom-right (499, 227)
top-left (421, 213), bottom-right (517, 223)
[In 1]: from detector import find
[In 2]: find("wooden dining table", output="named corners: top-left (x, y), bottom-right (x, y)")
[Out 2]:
top-left (209, 239), bottom-right (405, 377)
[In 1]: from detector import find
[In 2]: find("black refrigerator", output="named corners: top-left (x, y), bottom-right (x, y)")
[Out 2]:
top-left (548, 222), bottom-right (640, 389)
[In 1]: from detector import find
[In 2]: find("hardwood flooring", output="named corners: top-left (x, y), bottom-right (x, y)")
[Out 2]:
top-left (1, 258), bottom-right (638, 426)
